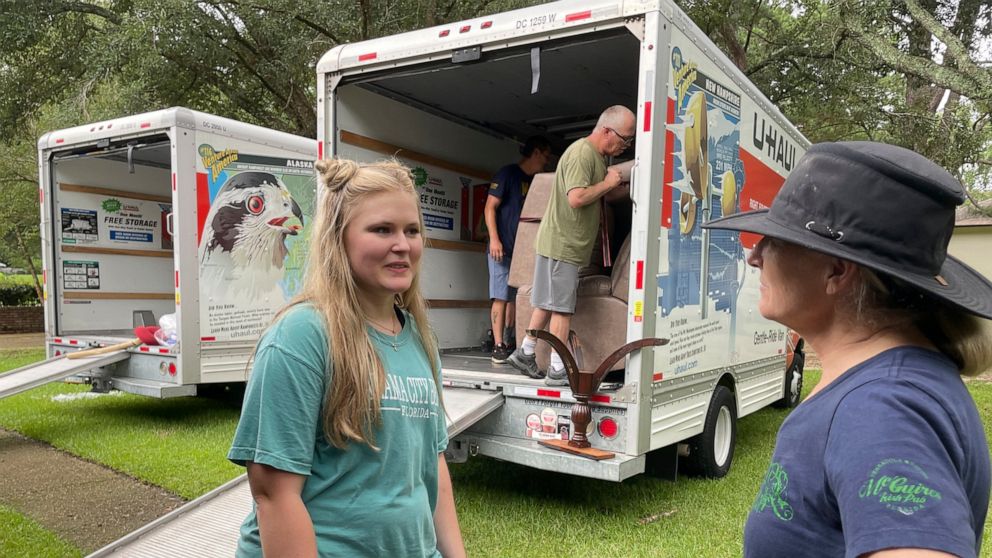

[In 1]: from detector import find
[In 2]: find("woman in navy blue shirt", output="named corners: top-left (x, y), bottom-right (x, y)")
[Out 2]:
top-left (706, 141), bottom-right (992, 558)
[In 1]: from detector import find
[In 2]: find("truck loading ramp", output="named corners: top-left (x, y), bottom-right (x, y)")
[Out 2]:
top-left (0, 352), bottom-right (131, 400)
top-left (87, 386), bottom-right (503, 557)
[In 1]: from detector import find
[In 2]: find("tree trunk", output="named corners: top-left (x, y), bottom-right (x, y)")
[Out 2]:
top-left (718, 22), bottom-right (748, 71)
top-left (13, 228), bottom-right (42, 303)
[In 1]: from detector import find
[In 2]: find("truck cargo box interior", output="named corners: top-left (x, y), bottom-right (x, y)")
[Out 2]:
top-left (335, 29), bottom-right (640, 359)
top-left (347, 29), bottom-right (640, 155)
top-left (49, 137), bottom-right (175, 337)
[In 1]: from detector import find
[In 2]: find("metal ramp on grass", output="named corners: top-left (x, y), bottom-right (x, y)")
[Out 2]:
top-left (87, 473), bottom-right (250, 557)
top-left (87, 385), bottom-right (503, 556)
top-left (0, 352), bottom-right (131, 400)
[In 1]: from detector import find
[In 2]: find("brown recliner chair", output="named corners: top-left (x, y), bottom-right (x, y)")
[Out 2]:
top-left (508, 173), bottom-right (631, 374)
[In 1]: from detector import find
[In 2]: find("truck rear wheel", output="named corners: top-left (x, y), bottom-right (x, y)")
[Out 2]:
top-left (683, 385), bottom-right (737, 478)
top-left (773, 344), bottom-right (805, 409)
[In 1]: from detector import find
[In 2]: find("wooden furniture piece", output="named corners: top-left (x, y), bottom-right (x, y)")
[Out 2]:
top-left (529, 329), bottom-right (667, 458)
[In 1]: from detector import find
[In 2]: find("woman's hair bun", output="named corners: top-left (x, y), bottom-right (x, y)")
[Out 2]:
top-left (315, 158), bottom-right (361, 192)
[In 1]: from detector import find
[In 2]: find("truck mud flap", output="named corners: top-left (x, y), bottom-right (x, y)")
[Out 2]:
top-left (0, 352), bottom-right (130, 400)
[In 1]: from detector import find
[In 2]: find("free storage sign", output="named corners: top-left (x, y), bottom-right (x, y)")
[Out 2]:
top-left (59, 192), bottom-right (172, 251)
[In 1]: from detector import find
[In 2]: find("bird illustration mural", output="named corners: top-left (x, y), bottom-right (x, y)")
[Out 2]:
top-left (198, 171), bottom-right (304, 299)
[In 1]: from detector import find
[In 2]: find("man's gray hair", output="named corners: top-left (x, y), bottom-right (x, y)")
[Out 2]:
top-left (596, 105), bottom-right (634, 130)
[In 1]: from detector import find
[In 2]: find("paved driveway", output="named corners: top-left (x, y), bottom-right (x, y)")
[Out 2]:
top-left (0, 333), bottom-right (44, 350)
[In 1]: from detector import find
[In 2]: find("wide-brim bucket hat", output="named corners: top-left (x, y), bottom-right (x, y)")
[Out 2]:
top-left (704, 141), bottom-right (992, 319)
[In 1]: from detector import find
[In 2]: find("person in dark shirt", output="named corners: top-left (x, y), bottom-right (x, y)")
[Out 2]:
top-left (485, 136), bottom-right (550, 363)
top-left (705, 141), bottom-right (992, 558)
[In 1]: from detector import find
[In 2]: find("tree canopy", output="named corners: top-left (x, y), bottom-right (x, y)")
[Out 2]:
top-left (1, 0), bottom-right (991, 278)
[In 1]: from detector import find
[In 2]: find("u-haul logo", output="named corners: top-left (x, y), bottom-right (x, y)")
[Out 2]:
top-left (750, 113), bottom-right (797, 172)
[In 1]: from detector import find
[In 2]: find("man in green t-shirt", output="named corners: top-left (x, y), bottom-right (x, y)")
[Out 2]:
top-left (508, 105), bottom-right (635, 385)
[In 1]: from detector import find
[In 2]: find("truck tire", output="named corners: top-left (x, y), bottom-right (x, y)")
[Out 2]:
top-left (773, 349), bottom-right (805, 409)
top-left (683, 385), bottom-right (737, 478)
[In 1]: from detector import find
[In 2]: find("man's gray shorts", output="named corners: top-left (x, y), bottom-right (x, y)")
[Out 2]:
top-left (531, 254), bottom-right (580, 313)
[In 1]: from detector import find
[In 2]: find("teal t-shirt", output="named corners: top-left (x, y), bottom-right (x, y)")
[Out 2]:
top-left (228, 304), bottom-right (448, 557)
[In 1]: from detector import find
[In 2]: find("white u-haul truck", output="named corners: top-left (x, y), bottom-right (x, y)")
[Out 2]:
top-left (317, 0), bottom-right (808, 484)
top-left (1, 108), bottom-right (318, 404)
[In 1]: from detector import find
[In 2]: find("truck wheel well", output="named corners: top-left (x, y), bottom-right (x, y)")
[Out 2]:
top-left (716, 374), bottom-right (735, 392)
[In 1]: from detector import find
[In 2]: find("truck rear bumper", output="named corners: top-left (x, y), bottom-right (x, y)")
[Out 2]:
top-left (111, 377), bottom-right (196, 398)
top-left (452, 432), bottom-right (645, 482)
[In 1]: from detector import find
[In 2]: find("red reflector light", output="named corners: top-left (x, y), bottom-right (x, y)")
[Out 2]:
top-left (459, 25), bottom-right (471, 33)
top-left (439, 29), bottom-right (450, 37)
top-left (139, 122), bottom-right (151, 129)
top-left (598, 417), bottom-right (619, 439)
top-left (481, 21), bottom-right (493, 29)
top-left (55, 350), bottom-right (62, 356)
top-left (566, 10), bottom-right (592, 22)
top-left (168, 363), bottom-right (177, 376)
top-left (358, 52), bottom-right (377, 61)
top-left (55, 139), bottom-right (64, 144)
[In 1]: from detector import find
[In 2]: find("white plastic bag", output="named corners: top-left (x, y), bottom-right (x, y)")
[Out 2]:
top-left (154, 313), bottom-right (178, 346)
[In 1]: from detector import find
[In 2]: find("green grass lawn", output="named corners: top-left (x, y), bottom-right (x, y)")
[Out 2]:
top-left (0, 348), bottom-right (46, 372)
top-left (0, 274), bottom-right (39, 287)
top-left (0, 347), bottom-right (242, 556)
top-left (1, 347), bottom-right (990, 557)
top-left (0, 504), bottom-right (81, 558)
top-left (0, 381), bottom-right (243, 500)
top-left (452, 405), bottom-right (787, 557)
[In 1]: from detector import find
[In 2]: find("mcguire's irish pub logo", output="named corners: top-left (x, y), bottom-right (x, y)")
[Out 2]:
top-left (753, 462), bottom-right (794, 521)
top-left (858, 458), bottom-right (942, 515)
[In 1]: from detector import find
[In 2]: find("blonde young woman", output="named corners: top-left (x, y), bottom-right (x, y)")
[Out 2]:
top-left (228, 159), bottom-right (465, 557)
top-left (705, 142), bottom-right (992, 558)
